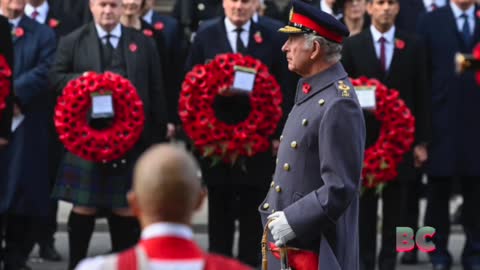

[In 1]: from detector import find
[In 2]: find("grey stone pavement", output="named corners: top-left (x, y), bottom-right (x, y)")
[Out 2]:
top-left (27, 198), bottom-right (466, 270)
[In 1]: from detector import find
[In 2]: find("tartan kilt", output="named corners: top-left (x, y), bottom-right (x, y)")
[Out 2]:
top-left (52, 151), bottom-right (134, 209)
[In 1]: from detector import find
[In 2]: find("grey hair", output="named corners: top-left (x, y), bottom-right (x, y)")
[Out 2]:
top-left (304, 33), bottom-right (343, 63)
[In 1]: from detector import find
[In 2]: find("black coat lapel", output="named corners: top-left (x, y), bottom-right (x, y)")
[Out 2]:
top-left (122, 26), bottom-right (137, 84)
top-left (445, 6), bottom-right (468, 51)
top-left (363, 30), bottom-right (386, 80)
top-left (85, 23), bottom-right (102, 72)
top-left (387, 30), bottom-right (403, 81)
top-left (219, 18), bottom-right (234, 53)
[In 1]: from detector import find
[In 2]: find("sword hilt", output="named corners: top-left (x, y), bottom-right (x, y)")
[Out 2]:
top-left (455, 53), bottom-right (480, 74)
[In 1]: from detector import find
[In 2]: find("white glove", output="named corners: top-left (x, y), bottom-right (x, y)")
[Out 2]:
top-left (268, 211), bottom-right (296, 247)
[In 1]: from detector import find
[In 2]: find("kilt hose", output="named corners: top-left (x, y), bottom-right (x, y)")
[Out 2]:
top-left (52, 152), bottom-right (133, 209)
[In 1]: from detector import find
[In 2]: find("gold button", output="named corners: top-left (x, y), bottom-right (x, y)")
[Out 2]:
top-left (302, 119), bottom-right (308, 126)
top-left (290, 141), bottom-right (298, 149)
top-left (198, 3), bottom-right (205, 10)
top-left (283, 163), bottom-right (290, 171)
top-left (270, 181), bottom-right (275, 188)
top-left (280, 135), bottom-right (283, 141)
top-left (263, 203), bottom-right (270, 209)
top-left (318, 99), bottom-right (325, 106)
top-left (271, 209), bottom-right (275, 213)
top-left (275, 186), bottom-right (282, 193)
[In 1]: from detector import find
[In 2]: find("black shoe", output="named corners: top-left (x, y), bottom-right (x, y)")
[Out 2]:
top-left (39, 244), bottom-right (62, 261)
top-left (432, 264), bottom-right (451, 270)
top-left (400, 252), bottom-right (418, 265)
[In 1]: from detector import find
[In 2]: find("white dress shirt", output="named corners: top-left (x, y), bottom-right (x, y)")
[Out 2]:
top-left (25, 1), bottom-right (49, 24)
top-left (95, 23), bottom-right (122, 49)
top-left (370, 25), bottom-right (396, 72)
top-left (76, 223), bottom-right (203, 270)
top-left (450, 2), bottom-right (475, 36)
top-left (143, 9), bottom-right (154, 25)
top-left (224, 17), bottom-right (250, 53)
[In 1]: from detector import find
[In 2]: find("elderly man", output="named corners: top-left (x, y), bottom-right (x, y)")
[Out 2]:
top-left (49, 0), bottom-right (169, 268)
top-left (185, 0), bottom-right (295, 266)
top-left (259, 1), bottom-right (366, 270)
top-left (76, 144), bottom-right (252, 270)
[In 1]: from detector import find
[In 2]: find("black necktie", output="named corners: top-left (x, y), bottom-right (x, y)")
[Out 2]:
top-left (235, 28), bottom-right (246, 54)
top-left (103, 34), bottom-right (114, 67)
top-left (461, 13), bottom-right (472, 46)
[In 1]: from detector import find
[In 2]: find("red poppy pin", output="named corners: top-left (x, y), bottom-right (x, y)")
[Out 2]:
top-left (48, 18), bottom-right (59, 28)
top-left (395, 38), bottom-right (405, 50)
top-left (13, 27), bottom-right (24, 38)
top-left (129, 43), bottom-right (138, 52)
top-left (254, 31), bottom-right (263, 44)
top-left (477, 10), bottom-right (480, 18)
top-left (154, 22), bottom-right (164, 31)
top-left (302, 82), bottom-right (312, 94)
top-left (143, 29), bottom-right (153, 37)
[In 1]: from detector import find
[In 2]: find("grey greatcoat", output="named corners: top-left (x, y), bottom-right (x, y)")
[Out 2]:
top-left (259, 63), bottom-right (366, 270)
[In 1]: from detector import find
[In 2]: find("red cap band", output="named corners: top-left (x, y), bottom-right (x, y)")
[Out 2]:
top-left (291, 13), bottom-right (343, 43)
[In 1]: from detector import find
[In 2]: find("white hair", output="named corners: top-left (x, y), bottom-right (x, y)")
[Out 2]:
top-left (304, 33), bottom-right (343, 63)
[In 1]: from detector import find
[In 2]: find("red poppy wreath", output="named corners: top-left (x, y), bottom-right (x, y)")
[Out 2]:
top-left (55, 72), bottom-right (145, 163)
top-left (0, 54), bottom-right (11, 122)
top-left (179, 53), bottom-right (283, 164)
top-left (350, 77), bottom-right (415, 191)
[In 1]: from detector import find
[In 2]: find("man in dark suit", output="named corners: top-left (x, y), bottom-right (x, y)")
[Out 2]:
top-left (142, 0), bottom-right (183, 124)
top-left (417, 0), bottom-right (480, 269)
top-left (0, 0), bottom-right (56, 269)
top-left (0, 13), bottom-right (14, 270)
top-left (396, 0), bottom-right (446, 32)
top-left (185, 0), bottom-right (295, 266)
top-left (49, 0), bottom-right (169, 269)
top-left (341, 0), bottom-right (429, 269)
top-left (24, 0), bottom-right (79, 262)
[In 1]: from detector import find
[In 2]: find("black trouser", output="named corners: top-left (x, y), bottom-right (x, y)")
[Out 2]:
top-left (207, 184), bottom-right (267, 267)
top-left (0, 215), bottom-right (33, 270)
top-left (359, 181), bottom-right (402, 270)
top-left (400, 173), bottom-right (424, 237)
top-left (425, 176), bottom-right (480, 266)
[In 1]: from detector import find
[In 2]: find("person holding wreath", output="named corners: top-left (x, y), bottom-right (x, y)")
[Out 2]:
top-left (49, 0), bottom-right (169, 268)
top-left (184, 0), bottom-right (295, 267)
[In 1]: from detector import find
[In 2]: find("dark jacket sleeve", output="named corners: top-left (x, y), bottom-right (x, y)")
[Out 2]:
top-left (15, 27), bottom-right (56, 107)
top-left (0, 17), bottom-right (13, 140)
top-left (284, 98), bottom-right (365, 240)
top-left (412, 37), bottom-right (430, 144)
top-left (48, 34), bottom-right (83, 94)
top-left (147, 37), bottom-right (168, 142)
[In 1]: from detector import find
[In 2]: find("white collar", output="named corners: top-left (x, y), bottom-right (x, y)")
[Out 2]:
top-left (252, 12), bottom-right (259, 23)
top-left (141, 223), bottom-right (194, 240)
top-left (321, 0), bottom-right (334, 15)
top-left (95, 23), bottom-right (122, 38)
top-left (25, 1), bottom-right (49, 21)
top-left (450, 2), bottom-right (475, 19)
top-left (9, 16), bottom-right (22, 29)
top-left (224, 17), bottom-right (251, 33)
top-left (370, 24), bottom-right (396, 43)
top-left (143, 9), bottom-right (154, 25)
